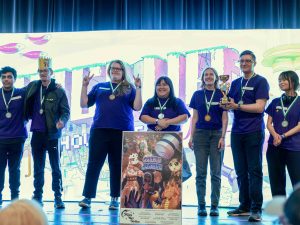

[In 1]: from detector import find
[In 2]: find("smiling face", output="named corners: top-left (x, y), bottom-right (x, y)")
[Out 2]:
top-left (38, 68), bottom-right (52, 84)
top-left (203, 68), bottom-right (216, 86)
top-left (279, 77), bottom-right (293, 92)
top-left (168, 158), bottom-right (181, 172)
top-left (239, 54), bottom-right (256, 75)
top-left (109, 62), bottom-right (124, 83)
top-left (1, 72), bottom-right (15, 91)
top-left (156, 79), bottom-right (170, 98)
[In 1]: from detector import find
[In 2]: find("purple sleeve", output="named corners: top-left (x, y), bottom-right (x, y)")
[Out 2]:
top-left (189, 92), bottom-right (197, 109)
top-left (265, 100), bottom-right (275, 117)
top-left (87, 84), bottom-right (98, 107)
top-left (129, 87), bottom-right (136, 109)
top-left (176, 98), bottom-right (191, 117)
top-left (139, 100), bottom-right (152, 118)
top-left (255, 77), bottom-right (270, 100)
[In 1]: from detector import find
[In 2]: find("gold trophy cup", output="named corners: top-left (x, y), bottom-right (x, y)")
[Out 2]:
top-left (219, 75), bottom-right (230, 104)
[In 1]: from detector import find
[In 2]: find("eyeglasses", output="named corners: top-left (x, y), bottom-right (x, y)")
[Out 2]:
top-left (110, 67), bottom-right (123, 72)
top-left (1, 75), bottom-right (14, 79)
top-left (38, 69), bottom-right (49, 73)
top-left (238, 59), bottom-right (254, 64)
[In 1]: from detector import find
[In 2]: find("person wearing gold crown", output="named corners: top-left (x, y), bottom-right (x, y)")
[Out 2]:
top-left (0, 66), bottom-right (28, 206)
top-left (79, 59), bottom-right (142, 210)
top-left (24, 57), bottom-right (70, 209)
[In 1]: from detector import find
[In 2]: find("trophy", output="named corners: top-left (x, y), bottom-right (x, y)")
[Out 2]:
top-left (219, 75), bottom-right (230, 104)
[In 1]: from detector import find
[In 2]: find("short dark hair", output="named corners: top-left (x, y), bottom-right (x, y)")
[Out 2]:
top-left (0, 66), bottom-right (17, 79)
top-left (240, 50), bottom-right (256, 62)
top-left (279, 70), bottom-right (299, 91)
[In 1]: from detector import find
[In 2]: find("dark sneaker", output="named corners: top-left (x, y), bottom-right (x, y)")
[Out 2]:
top-left (197, 205), bottom-right (207, 216)
top-left (109, 199), bottom-right (119, 210)
top-left (248, 212), bottom-right (262, 222)
top-left (227, 207), bottom-right (250, 216)
top-left (210, 206), bottom-right (219, 216)
top-left (54, 197), bottom-right (65, 209)
top-left (32, 196), bottom-right (44, 206)
top-left (79, 198), bottom-right (91, 208)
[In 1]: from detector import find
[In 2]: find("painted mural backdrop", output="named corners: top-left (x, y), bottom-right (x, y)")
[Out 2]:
top-left (1, 30), bottom-right (300, 206)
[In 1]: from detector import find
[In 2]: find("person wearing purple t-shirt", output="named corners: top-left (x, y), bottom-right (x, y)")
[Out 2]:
top-left (188, 67), bottom-right (228, 217)
top-left (25, 57), bottom-right (70, 209)
top-left (0, 66), bottom-right (27, 206)
top-left (224, 50), bottom-right (269, 222)
top-left (79, 60), bottom-right (142, 210)
top-left (266, 70), bottom-right (300, 197)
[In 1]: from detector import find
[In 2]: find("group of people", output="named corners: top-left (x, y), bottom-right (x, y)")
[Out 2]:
top-left (1, 50), bottom-right (300, 224)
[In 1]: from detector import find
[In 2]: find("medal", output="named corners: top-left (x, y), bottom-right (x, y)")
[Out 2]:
top-left (204, 114), bottom-right (211, 122)
top-left (5, 112), bottom-right (12, 118)
top-left (109, 94), bottom-right (116, 100)
top-left (158, 113), bottom-right (164, 119)
top-left (39, 109), bottom-right (44, 114)
top-left (281, 120), bottom-right (288, 127)
top-left (238, 100), bottom-right (244, 105)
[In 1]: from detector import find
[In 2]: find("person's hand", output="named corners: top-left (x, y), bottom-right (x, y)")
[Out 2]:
top-left (188, 138), bottom-right (193, 150)
top-left (154, 125), bottom-right (163, 131)
top-left (56, 119), bottom-right (64, 129)
top-left (273, 133), bottom-right (282, 146)
top-left (223, 98), bottom-right (238, 110)
top-left (133, 74), bottom-right (141, 88)
top-left (157, 118), bottom-right (169, 129)
top-left (218, 137), bottom-right (225, 151)
top-left (82, 72), bottom-right (94, 87)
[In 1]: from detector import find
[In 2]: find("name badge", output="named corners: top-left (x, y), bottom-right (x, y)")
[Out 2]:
top-left (276, 106), bottom-right (287, 110)
top-left (11, 95), bottom-right (22, 100)
top-left (99, 87), bottom-right (110, 90)
top-left (154, 107), bottom-right (166, 110)
top-left (210, 102), bottom-right (219, 106)
top-left (242, 87), bottom-right (254, 90)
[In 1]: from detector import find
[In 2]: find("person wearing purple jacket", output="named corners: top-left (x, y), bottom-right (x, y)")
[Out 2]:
top-left (224, 50), bottom-right (270, 222)
top-left (0, 66), bottom-right (27, 206)
top-left (266, 70), bottom-right (300, 197)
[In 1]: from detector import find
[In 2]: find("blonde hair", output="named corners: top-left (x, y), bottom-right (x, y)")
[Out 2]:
top-left (0, 199), bottom-right (48, 225)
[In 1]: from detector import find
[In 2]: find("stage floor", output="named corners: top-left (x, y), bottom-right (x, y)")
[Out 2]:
top-left (1, 201), bottom-right (278, 224)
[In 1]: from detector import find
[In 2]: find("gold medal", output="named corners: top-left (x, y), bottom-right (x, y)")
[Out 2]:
top-left (109, 94), bottom-right (116, 100)
top-left (204, 114), bottom-right (211, 122)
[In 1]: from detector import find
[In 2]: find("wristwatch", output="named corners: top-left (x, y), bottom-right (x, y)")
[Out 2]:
top-left (155, 119), bottom-right (159, 124)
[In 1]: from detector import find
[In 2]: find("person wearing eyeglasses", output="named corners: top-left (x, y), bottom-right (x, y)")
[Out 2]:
top-left (79, 59), bottom-right (142, 210)
top-left (25, 57), bottom-right (70, 209)
top-left (188, 68), bottom-right (228, 217)
top-left (222, 50), bottom-right (269, 222)
top-left (0, 66), bottom-right (27, 206)
top-left (266, 71), bottom-right (300, 197)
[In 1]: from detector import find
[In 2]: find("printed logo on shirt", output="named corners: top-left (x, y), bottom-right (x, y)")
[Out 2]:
top-left (242, 87), bottom-right (254, 90)
top-left (99, 87), bottom-right (110, 90)
top-left (46, 98), bottom-right (54, 101)
top-left (154, 107), bottom-right (166, 110)
top-left (209, 102), bottom-right (219, 106)
top-left (11, 96), bottom-right (22, 100)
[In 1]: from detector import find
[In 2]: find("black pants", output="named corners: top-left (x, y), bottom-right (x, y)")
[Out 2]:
top-left (267, 144), bottom-right (300, 196)
top-left (231, 131), bottom-right (264, 213)
top-left (31, 132), bottom-right (63, 199)
top-left (82, 128), bottom-right (123, 198)
top-left (0, 141), bottom-right (24, 200)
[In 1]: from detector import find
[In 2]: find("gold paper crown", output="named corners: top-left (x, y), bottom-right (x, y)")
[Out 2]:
top-left (38, 57), bottom-right (52, 70)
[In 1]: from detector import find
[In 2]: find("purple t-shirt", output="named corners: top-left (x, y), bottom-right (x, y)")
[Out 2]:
top-left (30, 86), bottom-right (47, 132)
top-left (88, 82), bottom-right (136, 131)
top-left (140, 97), bottom-right (190, 131)
top-left (0, 88), bottom-right (27, 139)
top-left (189, 89), bottom-right (225, 130)
top-left (228, 74), bottom-right (269, 133)
top-left (266, 97), bottom-right (300, 151)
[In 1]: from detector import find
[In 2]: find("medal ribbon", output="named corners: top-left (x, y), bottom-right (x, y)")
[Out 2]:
top-left (40, 83), bottom-right (50, 109)
top-left (204, 89), bottom-right (216, 114)
top-left (2, 87), bottom-right (14, 113)
top-left (157, 98), bottom-right (169, 114)
top-left (240, 73), bottom-right (256, 102)
top-left (280, 94), bottom-right (298, 121)
top-left (109, 81), bottom-right (122, 95)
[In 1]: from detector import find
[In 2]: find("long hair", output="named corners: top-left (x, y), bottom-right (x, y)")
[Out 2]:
top-left (107, 59), bottom-right (132, 96)
top-left (148, 76), bottom-right (177, 109)
top-left (279, 70), bottom-right (299, 91)
top-left (200, 67), bottom-right (219, 89)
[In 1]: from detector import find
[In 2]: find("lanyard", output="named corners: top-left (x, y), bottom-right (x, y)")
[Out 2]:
top-left (204, 89), bottom-right (216, 114)
top-left (109, 82), bottom-right (122, 94)
top-left (40, 83), bottom-right (50, 107)
top-left (280, 94), bottom-right (298, 120)
top-left (240, 73), bottom-right (256, 100)
top-left (157, 98), bottom-right (169, 112)
top-left (2, 88), bottom-right (14, 112)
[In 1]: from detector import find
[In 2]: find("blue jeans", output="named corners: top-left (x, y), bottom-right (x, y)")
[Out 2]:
top-left (193, 129), bottom-right (224, 207)
top-left (231, 131), bottom-right (264, 212)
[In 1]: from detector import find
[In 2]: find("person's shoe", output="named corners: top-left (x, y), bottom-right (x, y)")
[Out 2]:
top-left (32, 196), bottom-right (44, 206)
top-left (210, 205), bottom-right (219, 216)
top-left (197, 205), bottom-right (207, 216)
top-left (79, 198), bottom-right (91, 208)
top-left (109, 198), bottom-right (119, 210)
top-left (54, 197), bottom-right (65, 209)
top-left (227, 207), bottom-right (250, 216)
top-left (248, 211), bottom-right (262, 222)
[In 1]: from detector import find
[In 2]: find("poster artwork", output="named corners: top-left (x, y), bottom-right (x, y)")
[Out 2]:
top-left (120, 131), bottom-right (183, 225)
